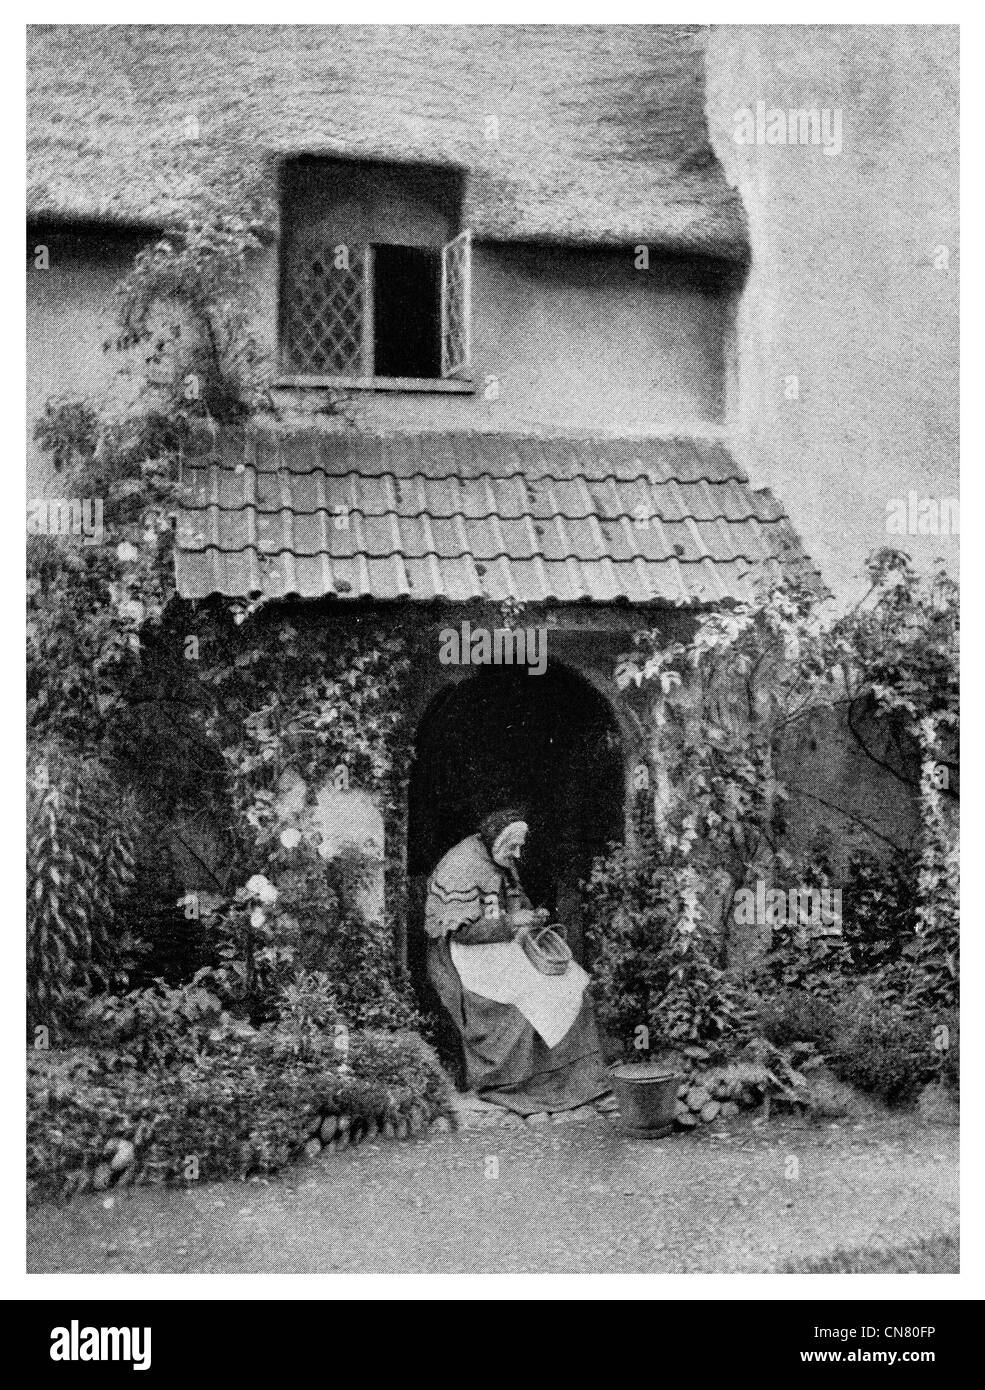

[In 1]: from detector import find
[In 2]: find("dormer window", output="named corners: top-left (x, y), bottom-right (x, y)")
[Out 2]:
top-left (279, 159), bottom-right (471, 387)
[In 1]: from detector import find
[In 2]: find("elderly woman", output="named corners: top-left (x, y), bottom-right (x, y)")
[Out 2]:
top-left (425, 808), bottom-right (609, 1113)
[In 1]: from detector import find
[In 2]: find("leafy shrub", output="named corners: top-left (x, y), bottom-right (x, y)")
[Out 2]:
top-left (584, 838), bottom-right (678, 1050)
top-left (334, 1030), bottom-right (450, 1124)
top-left (826, 987), bottom-right (940, 1105)
top-left (584, 828), bottom-right (752, 1060)
top-left (840, 844), bottom-right (920, 974)
top-left (27, 1049), bottom-right (161, 1204)
top-left (762, 835), bottom-right (930, 989)
top-left (147, 1035), bottom-right (336, 1183)
top-left (27, 1014), bottom-right (451, 1205)
top-left (27, 743), bottom-right (136, 1032)
top-left (746, 821), bottom-right (958, 1106)
top-left (608, 552), bottom-right (959, 1110)
top-left (77, 972), bottom-right (253, 1068)
top-left (200, 847), bottom-right (421, 1033)
top-left (756, 982), bottom-right (958, 1107)
top-left (27, 1039), bottom-right (325, 1201)
top-left (752, 915), bottom-right (851, 1002)
top-left (271, 969), bottom-right (341, 1059)
top-left (756, 987), bottom-right (839, 1051)
top-left (268, 844), bottom-right (420, 1032)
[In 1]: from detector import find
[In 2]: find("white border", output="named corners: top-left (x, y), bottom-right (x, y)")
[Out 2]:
top-left (6, 3), bottom-right (977, 1304)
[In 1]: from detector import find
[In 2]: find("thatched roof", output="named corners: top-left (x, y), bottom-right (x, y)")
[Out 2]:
top-left (27, 24), bottom-right (748, 260)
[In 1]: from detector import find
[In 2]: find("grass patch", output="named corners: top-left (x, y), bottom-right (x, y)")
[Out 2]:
top-left (784, 1233), bottom-right (958, 1273)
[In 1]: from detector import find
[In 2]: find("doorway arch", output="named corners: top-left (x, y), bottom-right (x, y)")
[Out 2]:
top-left (406, 661), bottom-right (625, 1027)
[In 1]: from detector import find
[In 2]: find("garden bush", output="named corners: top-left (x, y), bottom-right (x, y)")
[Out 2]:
top-left (27, 1009), bottom-right (451, 1205)
top-left (584, 826), bottom-right (752, 1062)
top-left (755, 986), bottom-right (839, 1051)
top-left (75, 971), bottom-right (251, 1067)
top-left (753, 964), bottom-right (958, 1109)
top-left (740, 820), bottom-right (958, 1107)
top-left (598, 553), bottom-right (958, 1117)
top-left (840, 844), bottom-right (921, 975)
top-left (260, 844), bottom-right (421, 1033)
top-left (754, 975), bottom-right (959, 1107)
top-left (825, 986), bottom-right (944, 1106)
top-left (27, 742), bottom-right (136, 1033)
top-left (198, 849), bottom-right (422, 1034)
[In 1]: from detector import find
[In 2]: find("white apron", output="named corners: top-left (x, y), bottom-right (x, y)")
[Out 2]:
top-left (450, 939), bottom-right (589, 1049)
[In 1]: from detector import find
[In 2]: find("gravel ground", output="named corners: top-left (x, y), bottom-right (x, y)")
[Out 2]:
top-left (27, 1113), bottom-right (958, 1274)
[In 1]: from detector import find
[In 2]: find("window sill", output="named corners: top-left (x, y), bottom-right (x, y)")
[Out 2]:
top-left (275, 375), bottom-right (475, 394)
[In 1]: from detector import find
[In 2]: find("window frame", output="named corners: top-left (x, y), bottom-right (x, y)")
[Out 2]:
top-left (279, 231), bottom-right (474, 391)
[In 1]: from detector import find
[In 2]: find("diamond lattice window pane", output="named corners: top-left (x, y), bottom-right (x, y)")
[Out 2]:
top-left (283, 244), bottom-right (368, 376)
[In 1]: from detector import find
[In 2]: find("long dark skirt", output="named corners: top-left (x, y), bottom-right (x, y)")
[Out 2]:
top-left (426, 935), bottom-right (610, 1114)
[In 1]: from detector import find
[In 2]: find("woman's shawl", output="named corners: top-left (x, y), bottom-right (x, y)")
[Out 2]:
top-left (425, 834), bottom-right (512, 938)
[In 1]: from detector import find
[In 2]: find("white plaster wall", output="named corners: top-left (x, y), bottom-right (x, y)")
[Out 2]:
top-left (28, 232), bottom-right (733, 499)
top-left (262, 239), bottom-right (733, 433)
top-left (26, 229), bottom-right (149, 494)
top-left (705, 24), bottom-right (959, 605)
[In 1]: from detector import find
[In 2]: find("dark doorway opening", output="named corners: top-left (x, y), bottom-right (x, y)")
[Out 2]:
top-left (407, 663), bottom-right (624, 1050)
top-left (372, 243), bottom-right (441, 378)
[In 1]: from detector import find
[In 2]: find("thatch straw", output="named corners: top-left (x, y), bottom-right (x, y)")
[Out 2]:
top-left (27, 24), bottom-right (748, 260)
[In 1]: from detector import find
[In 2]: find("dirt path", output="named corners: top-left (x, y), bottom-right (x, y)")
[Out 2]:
top-left (27, 1114), bottom-right (958, 1274)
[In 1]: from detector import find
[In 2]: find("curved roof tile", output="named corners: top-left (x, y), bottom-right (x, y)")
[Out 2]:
top-left (176, 429), bottom-right (815, 605)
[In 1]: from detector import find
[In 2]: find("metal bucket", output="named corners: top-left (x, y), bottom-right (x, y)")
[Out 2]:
top-left (610, 1061), bottom-right (681, 1138)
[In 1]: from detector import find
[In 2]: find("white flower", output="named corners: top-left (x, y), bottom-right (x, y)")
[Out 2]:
top-left (120, 598), bottom-right (145, 624)
top-left (249, 907), bottom-right (266, 930)
top-left (116, 541), bottom-right (139, 563)
top-left (279, 827), bottom-right (302, 850)
top-left (245, 873), bottom-right (278, 904)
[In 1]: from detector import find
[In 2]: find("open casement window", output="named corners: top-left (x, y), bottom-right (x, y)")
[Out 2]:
top-left (440, 229), bottom-right (472, 380)
top-left (282, 232), bottom-right (472, 382)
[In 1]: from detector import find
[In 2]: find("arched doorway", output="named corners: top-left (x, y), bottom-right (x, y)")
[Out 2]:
top-left (406, 662), bottom-right (625, 1039)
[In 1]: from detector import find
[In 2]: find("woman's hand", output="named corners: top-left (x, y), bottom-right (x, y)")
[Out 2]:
top-left (510, 907), bottom-right (550, 936)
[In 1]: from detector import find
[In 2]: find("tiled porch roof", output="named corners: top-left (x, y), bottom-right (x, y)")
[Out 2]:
top-left (175, 430), bottom-right (813, 606)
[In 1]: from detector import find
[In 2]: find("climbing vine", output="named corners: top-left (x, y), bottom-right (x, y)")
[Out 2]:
top-left (176, 604), bottom-right (421, 1027)
top-left (28, 215), bottom-right (282, 755)
top-left (190, 608), bottom-right (413, 853)
top-left (26, 213), bottom-right (373, 1019)
top-left (589, 550), bottom-right (959, 1063)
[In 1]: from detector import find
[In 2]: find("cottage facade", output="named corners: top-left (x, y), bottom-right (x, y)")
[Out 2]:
top-left (28, 24), bottom-right (926, 997)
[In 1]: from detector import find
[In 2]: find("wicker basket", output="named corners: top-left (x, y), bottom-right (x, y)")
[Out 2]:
top-left (521, 924), bottom-right (573, 975)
